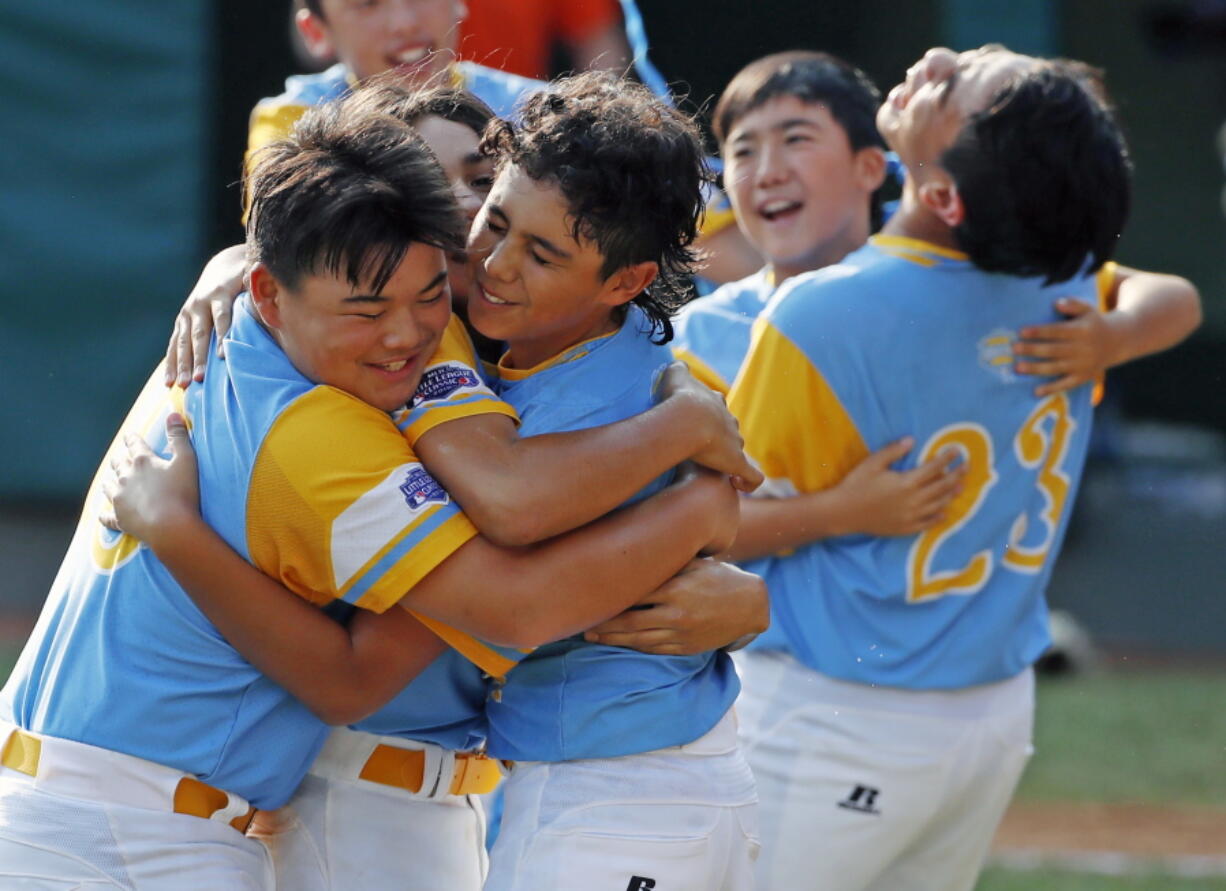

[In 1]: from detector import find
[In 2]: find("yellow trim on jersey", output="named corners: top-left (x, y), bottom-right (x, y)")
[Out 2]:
top-left (496, 324), bottom-right (620, 380)
top-left (1090, 261), bottom-right (1118, 406)
top-left (698, 203), bottom-right (738, 239)
top-left (409, 612), bottom-right (520, 680)
top-left (672, 347), bottom-right (729, 397)
top-left (397, 315), bottom-right (519, 445)
top-left (729, 319), bottom-right (869, 494)
top-left (247, 387), bottom-right (478, 613)
top-left (246, 102), bottom-right (308, 174)
top-left (870, 234), bottom-right (969, 262)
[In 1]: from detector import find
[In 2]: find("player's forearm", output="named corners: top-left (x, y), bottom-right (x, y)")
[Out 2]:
top-left (147, 514), bottom-right (439, 723)
top-left (1106, 270), bottom-right (1202, 367)
top-left (405, 472), bottom-right (737, 648)
top-left (435, 397), bottom-right (721, 546)
top-left (728, 490), bottom-right (851, 562)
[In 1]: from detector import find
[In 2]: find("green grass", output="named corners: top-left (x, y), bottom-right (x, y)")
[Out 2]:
top-left (978, 867), bottom-right (1226, 890)
top-left (1018, 668), bottom-right (1226, 807)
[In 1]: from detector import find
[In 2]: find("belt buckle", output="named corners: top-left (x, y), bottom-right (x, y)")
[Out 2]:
top-left (173, 777), bottom-right (257, 834)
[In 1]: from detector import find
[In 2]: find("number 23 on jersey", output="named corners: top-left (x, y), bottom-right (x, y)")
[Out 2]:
top-left (906, 393), bottom-right (1075, 602)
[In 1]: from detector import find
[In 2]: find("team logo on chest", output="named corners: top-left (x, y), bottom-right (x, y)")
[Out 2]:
top-left (977, 328), bottom-right (1017, 383)
top-left (399, 465), bottom-right (449, 510)
top-left (409, 362), bottom-right (481, 407)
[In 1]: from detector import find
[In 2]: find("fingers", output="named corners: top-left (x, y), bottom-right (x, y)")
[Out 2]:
top-left (585, 604), bottom-right (681, 637)
top-left (1054, 296), bottom-right (1094, 318)
top-left (731, 462), bottom-right (764, 492)
top-left (173, 322), bottom-right (193, 389)
top-left (908, 446), bottom-right (959, 485)
top-left (211, 300), bottom-right (232, 359)
top-left (1034, 374), bottom-right (1082, 398)
top-left (189, 306), bottom-right (211, 383)
top-left (870, 436), bottom-right (914, 469)
top-left (582, 628), bottom-right (683, 654)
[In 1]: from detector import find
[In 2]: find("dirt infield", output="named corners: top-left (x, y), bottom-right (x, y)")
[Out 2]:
top-left (994, 802), bottom-right (1226, 857)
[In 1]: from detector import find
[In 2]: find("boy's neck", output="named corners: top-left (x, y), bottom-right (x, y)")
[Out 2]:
top-left (769, 213), bottom-right (871, 286)
top-left (879, 184), bottom-right (961, 252)
top-left (501, 312), bottom-right (623, 371)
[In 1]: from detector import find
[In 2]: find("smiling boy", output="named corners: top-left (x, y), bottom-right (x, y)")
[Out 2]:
top-left (462, 72), bottom-right (759, 891)
top-left (727, 46), bottom-right (1199, 891)
top-left (0, 94), bottom-right (757, 890)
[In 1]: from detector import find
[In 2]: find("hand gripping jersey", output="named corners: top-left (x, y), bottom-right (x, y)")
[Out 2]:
top-left (482, 305), bottom-right (739, 762)
top-left (0, 301), bottom-right (509, 808)
top-left (672, 267), bottom-right (773, 395)
top-left (246, 61), bottom-right (545, 178)
top-left (728, 235), bottom-right (1115, 690)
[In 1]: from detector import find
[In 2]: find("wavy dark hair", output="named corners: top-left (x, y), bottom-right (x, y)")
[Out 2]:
top-left (941, 60), bottom-right (1132, 284)
top-left (341, 77), bottom-right (496, 138)
top-left (480, 70), bottom-right (710, 343)
top-left (245, 94), bottom-right (465, 295)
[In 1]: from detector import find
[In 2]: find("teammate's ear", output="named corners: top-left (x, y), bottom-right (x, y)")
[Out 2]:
top-left (296, 7), bottom-right (333, 62)
top-left (917, 176), bottom-right (965, 229)
top-left (248, 263), bottom-right (285, 329)
top-left (600, 261), bottom-right (659, 308)
top-left (853, 147), bottom-right (888, 193)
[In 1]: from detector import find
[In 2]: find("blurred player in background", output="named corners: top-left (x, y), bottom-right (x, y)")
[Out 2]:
top-left (725, 45), bottom-right (1201, 891)
top-left (247, 0), bottom-right (543, 184)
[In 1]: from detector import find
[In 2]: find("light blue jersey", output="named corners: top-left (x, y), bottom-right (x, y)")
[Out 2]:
top-left (672, 268), bottom-right (772, 395)
top-left (0, 300), bottom-right (481, 808)
top-left (483, 306), bottom-right (740, 761)
top-left (730, 236), bottom-right (1112, 690)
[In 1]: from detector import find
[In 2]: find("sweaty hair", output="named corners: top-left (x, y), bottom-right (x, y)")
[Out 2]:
top-left (341, 77), bottom-right (496, 137)
top-left (245, 92), bottom-right (465, 294)
top-left (941, 60), bottom-right (1132, 284)
top-left (480, 70), bottom-right (710, 343)
top-left (713, 51), bottom-right (886, 228)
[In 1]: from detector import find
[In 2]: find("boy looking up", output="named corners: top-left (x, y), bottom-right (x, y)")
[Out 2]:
top-left (727, 46), bottom-right (1200, 891)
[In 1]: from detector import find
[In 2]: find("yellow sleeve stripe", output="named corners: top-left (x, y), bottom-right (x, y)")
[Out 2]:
top-left (342, 511), bottom-right (478, 614)
top-left (730, 319), bottom-right (869, 494)
top-left (408, 612), bottom-right (520, 680)
top-left (399, 399), bottom-right (519, 444)
top-left (671, 347), bottom-right (729, 397)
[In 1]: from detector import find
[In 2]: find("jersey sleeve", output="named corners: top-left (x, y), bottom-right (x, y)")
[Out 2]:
top-left (729, 313), bottom-right (870, 497)
top-left (246, 386), bottom-right (478, 613)
top-left (246, 101), bottom-right (308, 178)
top-left (698, 182), bottom-right (738, 240)
top-left (391, 314), bottom-right (519, 445)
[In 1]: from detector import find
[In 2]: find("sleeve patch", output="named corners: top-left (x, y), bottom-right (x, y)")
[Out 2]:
top-left (410, 362), bottom-right (488, 407)
top-left (331, 462), bottom-right (450, 591)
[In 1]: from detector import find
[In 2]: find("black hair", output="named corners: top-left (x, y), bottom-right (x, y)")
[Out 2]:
top-left (245, 94), bottom-right (465, 295)
top-left (480, 70), bottom-right (709, 343)
top-left (342, 77), bottom-right (496, 137)
top-left (941, 60), bottom-right (1132, 284)
top-left (714, 51), bottom-right (887, 229)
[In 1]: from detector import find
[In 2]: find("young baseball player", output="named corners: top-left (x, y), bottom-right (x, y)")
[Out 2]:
top-left (113, 71), bottom-right (762, 890)
top-left (726, 45), bottom-right (1201, 891)
top-left (247, 0), bottom-right (543, 180)
top-left (455, 72), bottom-right (758, 891)
top-left (665, 52), bottom-right (969, 565)
top-left (0, 95), bottom-right (753, 890)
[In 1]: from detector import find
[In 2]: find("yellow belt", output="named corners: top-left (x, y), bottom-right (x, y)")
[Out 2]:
top-left (2, 728), bottom-right (256, 834)
top-left (358, 744), bottom-right (503, 796)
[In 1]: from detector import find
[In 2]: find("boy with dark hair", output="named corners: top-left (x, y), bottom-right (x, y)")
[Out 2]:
top-left (246, 0), bottom-right (543, 188)
top-left (0, 89), bottom-right (759, 889)
top-left (465, 71), bottom-right (759, 890)
top-left (727, 46), bottom-right (1200, 891)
